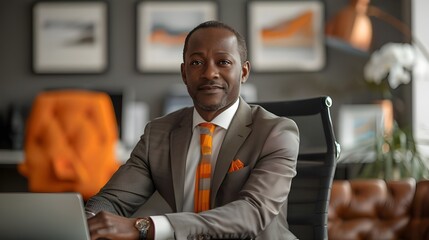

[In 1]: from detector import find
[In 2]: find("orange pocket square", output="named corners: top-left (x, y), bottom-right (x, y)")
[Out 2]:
top-left (228, 159), bottom-right (244, 173)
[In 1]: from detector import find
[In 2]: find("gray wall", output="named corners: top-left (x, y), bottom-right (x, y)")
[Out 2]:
top-left (0, 0), bottom-right (410, 135)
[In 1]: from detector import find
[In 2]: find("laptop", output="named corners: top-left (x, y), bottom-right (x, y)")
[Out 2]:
top-left (0, 193), bottom-right (90, 240)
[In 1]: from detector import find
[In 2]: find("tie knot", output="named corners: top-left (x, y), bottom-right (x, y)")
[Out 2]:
top-left (199, 122), bottom-right (215, 134)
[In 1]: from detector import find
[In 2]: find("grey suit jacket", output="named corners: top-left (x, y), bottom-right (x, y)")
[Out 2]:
top-left (86, 99), bottom-right (299, 239)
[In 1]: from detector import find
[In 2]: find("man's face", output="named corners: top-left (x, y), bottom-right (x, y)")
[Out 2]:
top-left (181, 27), bottom-right (250, 119)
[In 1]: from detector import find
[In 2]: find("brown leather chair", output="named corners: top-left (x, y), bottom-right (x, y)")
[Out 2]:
top-left (409, 180), bottom-right (429, 240)
top-left (328, 178), bottom-right (429, 240)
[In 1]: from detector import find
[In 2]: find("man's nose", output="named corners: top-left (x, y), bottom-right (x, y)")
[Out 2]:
top-left (202, 61), bottom-right (219, 79)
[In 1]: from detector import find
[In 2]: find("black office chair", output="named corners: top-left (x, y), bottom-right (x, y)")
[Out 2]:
top-left (253, 96), bottom-right (340, 240)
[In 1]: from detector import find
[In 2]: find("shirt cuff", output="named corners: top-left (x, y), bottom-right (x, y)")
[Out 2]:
top-left (150, 215), bottom-right (175, 240)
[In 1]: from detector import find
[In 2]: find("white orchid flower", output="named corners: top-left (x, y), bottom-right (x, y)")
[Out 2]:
top-left (364, 43), bottom-right (416, 89)
top-left (388, 64), bottom-right (411, 88)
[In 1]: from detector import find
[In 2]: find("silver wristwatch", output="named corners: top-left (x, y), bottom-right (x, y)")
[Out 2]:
top-left (135, 217), bottom-right (151, 240)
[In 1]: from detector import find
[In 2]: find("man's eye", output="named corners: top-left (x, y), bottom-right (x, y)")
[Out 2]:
top-left (190, 60), bottom-right (203, 66)
top-left (219, 60), bottom-right (231, 65)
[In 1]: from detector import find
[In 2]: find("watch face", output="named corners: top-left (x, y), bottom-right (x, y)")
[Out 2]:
top-left (135, 218), bottom-right (150, 231)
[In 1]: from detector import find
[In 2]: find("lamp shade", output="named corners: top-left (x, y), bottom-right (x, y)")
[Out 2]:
top-left (325, 0), bottom-right (373, 51)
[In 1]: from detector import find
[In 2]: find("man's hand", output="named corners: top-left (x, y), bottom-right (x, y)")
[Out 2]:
top-left (87, 211), bottom-right (139, 240)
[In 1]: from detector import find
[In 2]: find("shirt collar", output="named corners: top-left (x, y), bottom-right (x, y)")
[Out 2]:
top-left (192, 98), bottom-right (240, 131)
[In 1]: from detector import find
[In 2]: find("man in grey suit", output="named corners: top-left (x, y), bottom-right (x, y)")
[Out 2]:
top-left (85, 20), bottom-right (299, 240)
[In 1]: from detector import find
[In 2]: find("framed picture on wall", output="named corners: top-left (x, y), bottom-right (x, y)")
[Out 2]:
top-left (32, 1), bottom-right (108, 74)
top-left (136, 1), bottom-right (217, 73)
top-left (248, 1), bottom-right (325, 72)
top-left (338, 104), bottom-right (386, 150)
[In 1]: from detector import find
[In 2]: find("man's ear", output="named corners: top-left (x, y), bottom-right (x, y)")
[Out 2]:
top-left (240, 61), bottom-right (251, 84)
top-left (181, 63), bottom-right (187, 85)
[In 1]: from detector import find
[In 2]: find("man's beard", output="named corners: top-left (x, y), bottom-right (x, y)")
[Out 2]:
top-left (196, 100), bottom-right (226, 112)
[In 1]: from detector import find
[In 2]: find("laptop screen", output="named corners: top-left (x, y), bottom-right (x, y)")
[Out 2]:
top-left (0, 193), bottom-right (90, 240)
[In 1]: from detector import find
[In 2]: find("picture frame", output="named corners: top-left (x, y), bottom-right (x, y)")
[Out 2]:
top-left (248, 1), bottom-right (325, 72)
top-left (136, 1), bottom-right (217, 73)
top-left (338, 104), bottom-right (385, 150)
top-left (32, 1), bottom-right (108, 74)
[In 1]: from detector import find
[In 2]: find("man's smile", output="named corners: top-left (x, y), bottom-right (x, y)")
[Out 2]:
top-left (198, 84), bottom-right (225, 93)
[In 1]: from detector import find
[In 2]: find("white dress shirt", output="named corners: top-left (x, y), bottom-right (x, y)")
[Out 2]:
top-left (151, 99), bottom-right (240, 240)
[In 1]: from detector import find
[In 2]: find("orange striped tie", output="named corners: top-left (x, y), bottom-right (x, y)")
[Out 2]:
top-left (194, 122), bottom-right (215, 213)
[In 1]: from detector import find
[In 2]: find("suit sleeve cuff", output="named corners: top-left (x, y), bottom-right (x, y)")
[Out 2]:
top-left (150, 215), bottom-right (175, 240)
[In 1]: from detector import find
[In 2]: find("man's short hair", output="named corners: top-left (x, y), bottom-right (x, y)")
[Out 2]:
top-left (182, 20), bottom-right (248, 63)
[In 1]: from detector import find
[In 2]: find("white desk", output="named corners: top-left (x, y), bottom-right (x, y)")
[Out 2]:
top-left (0, 143), bottom-right (131, 165)
top-left (0, 150), bottom-right (24, 164)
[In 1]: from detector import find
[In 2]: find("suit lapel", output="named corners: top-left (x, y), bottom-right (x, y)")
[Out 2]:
top-left (170, 109), bottom-right (193, 212)
top-left (211, 99), bottom-right (252, 206)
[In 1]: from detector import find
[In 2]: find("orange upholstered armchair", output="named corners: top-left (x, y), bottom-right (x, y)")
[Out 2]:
top-left (18, 90), bottom-right (120, 200)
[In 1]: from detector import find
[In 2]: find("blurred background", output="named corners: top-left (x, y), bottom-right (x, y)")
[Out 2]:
top-left (0, 0), bottom-right (428, 188)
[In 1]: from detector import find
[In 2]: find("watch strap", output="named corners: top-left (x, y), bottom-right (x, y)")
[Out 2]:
top-left (139, 229), bottom-right (147, 240)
